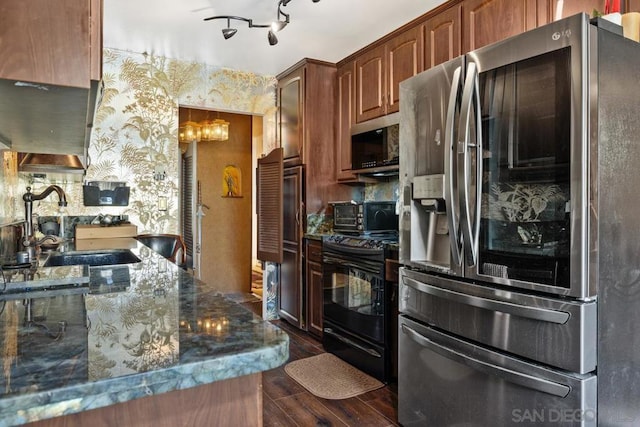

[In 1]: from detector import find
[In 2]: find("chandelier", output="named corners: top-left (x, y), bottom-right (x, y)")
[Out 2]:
top-left (179, 111), bottom-right (229, 143)
top-left (204, 0), bottom-right (320, 46)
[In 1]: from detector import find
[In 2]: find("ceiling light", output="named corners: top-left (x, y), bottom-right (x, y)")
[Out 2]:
top-left (204, 0), bottom-right (319, 45)
top-left (211, 119), bottom-right (229, 141)
top-left (179, 121), bottom-right (201, 143)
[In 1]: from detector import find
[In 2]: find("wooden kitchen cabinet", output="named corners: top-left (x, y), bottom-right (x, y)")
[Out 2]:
top-left (355, 45), bottom-right (386, 123)
top-left (423, 4), bottom-right (462, 69)
top-left (277, 59), bottom-right (337, 171)
top-left (386, 26), bottom-right (423, 114)
top-left (355, 25), bottom-right (423, 122)
top-left (462, 0), bottom-right (538, 52)
top-left (278, 166), bottom-right (305, 328)
top-left (536, 0), bottom-right (604, 23)
top-left (0, 0), bottom-right (102, 88)
top-left (336, 61), bottom-right (358, 182)
top-left (305, 239), bottom-right (324, 338)
top-left (277, 58), bottom-right (352, 211)
top-left (627, 0), bottom-right (640, 11)
top-left (271, 60), bottom-right (352, 331)
top-left (277, 67), bottom-right (304, 167)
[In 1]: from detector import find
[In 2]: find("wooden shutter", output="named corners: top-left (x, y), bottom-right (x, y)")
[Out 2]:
top-left (257, 148), bottom-right (283, 263)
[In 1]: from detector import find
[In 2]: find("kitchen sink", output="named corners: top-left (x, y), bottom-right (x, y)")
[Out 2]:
top-left (43, 249), bottom-right (141, 267)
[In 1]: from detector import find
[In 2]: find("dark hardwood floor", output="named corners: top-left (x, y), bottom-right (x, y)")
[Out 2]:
top-left (263, 319), bottom-right (400, 427)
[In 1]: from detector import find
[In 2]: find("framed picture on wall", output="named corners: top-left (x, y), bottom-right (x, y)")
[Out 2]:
top-left (222, 165), bottom-right (242, 197)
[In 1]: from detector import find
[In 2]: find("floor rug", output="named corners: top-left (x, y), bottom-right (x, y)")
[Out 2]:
top-left (284, 353), bottom-right (384, 400)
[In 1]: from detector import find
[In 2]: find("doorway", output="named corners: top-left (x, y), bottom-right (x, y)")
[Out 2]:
top-left (179, 107), bottom-right (262, 295)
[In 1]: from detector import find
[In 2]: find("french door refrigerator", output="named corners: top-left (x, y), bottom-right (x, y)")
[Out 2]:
top-left (398, 13), bottom-right (640, 426)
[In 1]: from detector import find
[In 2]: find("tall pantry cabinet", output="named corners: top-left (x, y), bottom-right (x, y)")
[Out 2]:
top-left (274, 59), bottom-right (351, 329)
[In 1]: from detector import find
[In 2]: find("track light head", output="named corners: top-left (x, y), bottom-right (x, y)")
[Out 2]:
top-left (271, 20), bottom-right (287, 32)
top-left (222, 18), bottom-right (238, 39)
top-left (222, 27), bottom-right (238, 39)
top-left (268, 30), bottom-right (278, 45)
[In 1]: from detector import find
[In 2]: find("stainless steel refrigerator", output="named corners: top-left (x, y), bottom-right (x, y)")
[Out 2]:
top-left (398, 13), bottom-right (640, 426)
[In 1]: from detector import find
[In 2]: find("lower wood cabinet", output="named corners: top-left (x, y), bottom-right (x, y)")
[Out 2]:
top-left (279, 243), bottom-right (303, 328)
top-left (305, 239), bottom-right (323, 338)
top-left (278, 166), bottom-right (304, 329)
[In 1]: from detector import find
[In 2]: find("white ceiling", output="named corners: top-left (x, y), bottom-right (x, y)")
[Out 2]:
top-left (104, 0), bottom-right (447, 76)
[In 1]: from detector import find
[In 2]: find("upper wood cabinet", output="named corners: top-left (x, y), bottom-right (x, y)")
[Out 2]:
top-left (355, 45), bottom-right (386, 123)
top-left (627, 0), bottom-right (640, 11)
top-left (355, 26), bottom-right (423, 123)
top-left (0, 0), bottom-right (102, 88)
top-left (277, 59), bottom-right (352, 211)
top-left (537, 0), bottom-right (605, 23)
top-left (386, 27), bottom-right (424, 114)
top-left (277, 67), bottom-right (304, 167)
top-left (336, 61), bottom-right (358, 181)
top-left (423, 4), bottom-right (462, 69)
top-left (462, 0), bottom-right (539, 52)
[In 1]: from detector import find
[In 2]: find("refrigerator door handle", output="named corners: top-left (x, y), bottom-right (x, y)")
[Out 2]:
top-left (403, 276), bottom-right (570, 324)
top-left (400, 323), bottom-right (571, 398)
top-left (444, 65), bottom-right (463, 267)
top-left (457, 61), bottom-right (483, 266)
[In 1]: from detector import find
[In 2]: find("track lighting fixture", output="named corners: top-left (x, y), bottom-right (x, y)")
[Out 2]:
top-left (204, 0), bottom-right (320, 45)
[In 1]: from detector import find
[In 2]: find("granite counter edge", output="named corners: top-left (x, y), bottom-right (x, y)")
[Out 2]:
top-left (0, 332), bottom-right (289, 426)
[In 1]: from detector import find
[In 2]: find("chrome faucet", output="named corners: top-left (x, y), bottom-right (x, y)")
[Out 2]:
top-left (22, 186), bottom-right (68, 254)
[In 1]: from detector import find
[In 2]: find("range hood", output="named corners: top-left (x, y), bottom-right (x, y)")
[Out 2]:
top-left (18, 153), bottom-right (87, 183)
top-left (18, 153), bottom-right (86, 173)
top-left (0, 78), bottom-right (100, 174)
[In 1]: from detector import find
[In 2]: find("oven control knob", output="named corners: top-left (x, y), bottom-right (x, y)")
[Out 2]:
top-left (357, 218), bottom-right (362, 224)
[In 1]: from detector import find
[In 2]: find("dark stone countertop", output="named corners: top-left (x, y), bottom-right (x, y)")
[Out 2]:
top-left (0, 239), bottom-right (289, 426)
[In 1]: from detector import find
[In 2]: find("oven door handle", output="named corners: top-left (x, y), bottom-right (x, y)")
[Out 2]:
top-left (401, 323), bottom-right (571, 398)
top-left (324, 328), bottom-right (382, 358)
top-left (403, 277), bottom-right (570, 324)
top-left (323, 256), bottom-right (382, 275)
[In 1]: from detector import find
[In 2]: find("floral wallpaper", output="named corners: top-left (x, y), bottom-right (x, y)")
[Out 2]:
top-left (2, 48), bottom-right (277, 234)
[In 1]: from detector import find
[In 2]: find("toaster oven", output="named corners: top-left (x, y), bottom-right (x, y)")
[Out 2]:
top-left (331, 201), bottom-right (398, 234)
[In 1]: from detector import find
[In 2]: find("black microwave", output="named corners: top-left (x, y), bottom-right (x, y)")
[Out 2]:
top-left (331, 201), bottom-right (398, 234)
top-left (351, 113), bottom-right (400, 173)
